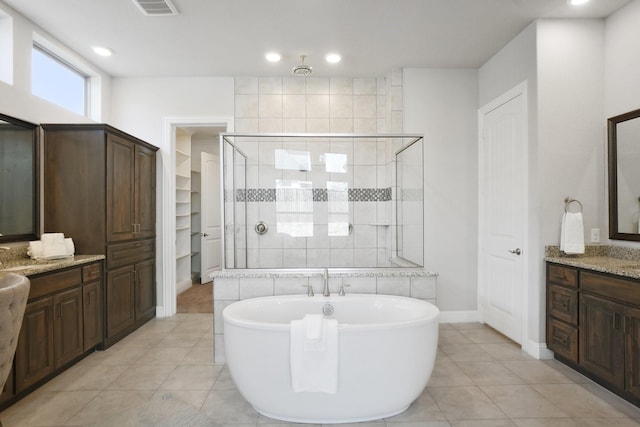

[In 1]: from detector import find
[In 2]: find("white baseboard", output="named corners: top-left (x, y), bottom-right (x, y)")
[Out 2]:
top-left (439, 310), bottom-right (482, 324)
top-left (524, 339), bottom-right (554, 360)
top-left (155, 305), bottom-right (168, 318)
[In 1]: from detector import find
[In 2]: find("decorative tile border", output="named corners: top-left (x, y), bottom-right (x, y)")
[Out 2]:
top-left (228, 187), bottom-right (393, 202)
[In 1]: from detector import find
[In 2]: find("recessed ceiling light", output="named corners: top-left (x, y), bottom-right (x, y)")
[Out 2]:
top-left (265, 52), bottom-right (281, 62)
top-left (568, 0), bottom-right (589, 5)
top-left (325, 53), bottom-right (341, 64)
top-left (92, 46), bottom-right (112, 57)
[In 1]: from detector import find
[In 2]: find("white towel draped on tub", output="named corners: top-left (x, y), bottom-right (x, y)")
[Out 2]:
top-left (290, 314), bottom-right (338, 393)
top-left (560, 212), bottom-right (585, 255)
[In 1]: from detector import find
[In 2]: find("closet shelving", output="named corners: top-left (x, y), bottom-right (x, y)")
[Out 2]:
top-left (191, 170), bottom-right (201, 282)
top-left (175, 132), bottom-right (192, 291)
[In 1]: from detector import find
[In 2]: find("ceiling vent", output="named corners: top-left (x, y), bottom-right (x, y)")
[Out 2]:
top-left (132, 0), bottom-right (179, 16)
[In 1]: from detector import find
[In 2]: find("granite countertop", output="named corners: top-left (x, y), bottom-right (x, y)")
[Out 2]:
top-left (545, 245), bottom-right (640, 280)
top-left (0, 254), bottom-right (105, 279)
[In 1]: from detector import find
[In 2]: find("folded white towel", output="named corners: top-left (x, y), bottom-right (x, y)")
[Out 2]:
top-left (27, 240), bottom-right (44, 259)
top-left (560, 212), bottom-right (584, 254)
top-left (28, 238), bottom-right (74, 260)
top-left (290, 314), bottom-right (338, 394)
top-left (40, 233), bottom-right (74, 260)
top-left (65, 238), bottom-right (75, 257)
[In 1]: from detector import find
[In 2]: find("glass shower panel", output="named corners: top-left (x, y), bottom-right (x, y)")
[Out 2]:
top-left (234, 147), bottom-right (247, 268)
top-left (221, 134), bottom-right (424, 269)
top-left (223, 139), bottom-right (235, 268)
top-left (396, 137), bottom-right (424, 266)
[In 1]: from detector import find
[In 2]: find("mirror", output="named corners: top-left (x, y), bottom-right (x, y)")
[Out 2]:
top-left (608, 108), bottom-right (640, 241)
top-left (0, 113), bottom-right (39, 243)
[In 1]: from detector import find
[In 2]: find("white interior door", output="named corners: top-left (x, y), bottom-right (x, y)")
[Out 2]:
top-left (201, 151), bottom-right (221, 283)
top-left (478, 86), bottom-right (526, 344)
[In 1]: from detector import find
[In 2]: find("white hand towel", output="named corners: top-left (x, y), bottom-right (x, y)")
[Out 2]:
top-left (65, 238), bottom-right (75, 257)
top-left (42, 233), bottom-right (71, 259)
top-left (561, 212), bottom-right (585, 254)
top-left (28, 241), bottom-right (44, 259)
top-left (290, 314), bottom-right (338, 393)
top-left (28, 237), bottom-right (74, 260)
top-left (303, 314), bottom-right (325, 351)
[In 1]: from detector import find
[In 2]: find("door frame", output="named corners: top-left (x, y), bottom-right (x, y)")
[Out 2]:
top-left (477, 82), bottom-right (529, 349)
top-left (157, 115), bottom-right (233, 317)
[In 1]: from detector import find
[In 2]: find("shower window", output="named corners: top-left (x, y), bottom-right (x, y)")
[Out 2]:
top-left (221, 133), bottom-right (424, 269)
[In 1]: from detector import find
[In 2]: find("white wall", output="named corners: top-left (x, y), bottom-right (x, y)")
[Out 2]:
top-left (605, 0), bottom-right (640, 119)
top-left (0, 1), bottom-right (110, 124)
top-left (604, 0), bottom-right (640, 249)
top-left (537, 19), bottom-right (606, 343)
top-left (537, 20), bottom-right (606, 247)
top-left (478, 20), bottom-right (606, 345)
top-left (403, 68), bottom-right (479, 312)
top-left (109, 77), bottom-right (234, 145)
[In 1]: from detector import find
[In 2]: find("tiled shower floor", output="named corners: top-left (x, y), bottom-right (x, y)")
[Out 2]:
top-left (2, 315), bottom-right (640, 426)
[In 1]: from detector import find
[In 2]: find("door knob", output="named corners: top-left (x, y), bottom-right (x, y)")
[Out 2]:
top-left (201, 232), bottom-right (209, 237)
top-left (509, 248), bottom-right (521, 255)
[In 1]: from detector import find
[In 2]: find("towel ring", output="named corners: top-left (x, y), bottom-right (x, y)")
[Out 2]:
top-left (564, 197), bottom-right (583, 213)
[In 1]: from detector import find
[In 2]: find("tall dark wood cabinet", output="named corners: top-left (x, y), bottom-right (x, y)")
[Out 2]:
top-left (42, 124), bottom-right (158, 348)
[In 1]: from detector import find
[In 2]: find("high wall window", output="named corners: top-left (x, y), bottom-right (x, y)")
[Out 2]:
top-left (31, 43), bottom-right (87, 115)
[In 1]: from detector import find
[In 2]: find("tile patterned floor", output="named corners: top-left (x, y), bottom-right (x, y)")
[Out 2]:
top-left (2, 316), bottom-right (640, 426)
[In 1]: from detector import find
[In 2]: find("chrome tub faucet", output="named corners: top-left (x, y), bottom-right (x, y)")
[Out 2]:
top-left (323, 268), bottom-right (330, 297)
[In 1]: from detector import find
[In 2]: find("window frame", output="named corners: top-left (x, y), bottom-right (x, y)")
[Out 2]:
top-left (31, 42), bottom-right (89, 116)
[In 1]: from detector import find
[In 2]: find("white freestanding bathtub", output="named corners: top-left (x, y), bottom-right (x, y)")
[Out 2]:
top-left (222, 293), bottom-right (440, 424)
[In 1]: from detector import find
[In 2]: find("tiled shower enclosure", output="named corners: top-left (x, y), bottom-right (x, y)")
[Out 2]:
top-left (221, 133), bottom-right (423, 269)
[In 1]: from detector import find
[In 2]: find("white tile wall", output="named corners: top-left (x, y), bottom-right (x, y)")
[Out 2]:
top-left (231, 72), bottom-right (405, 268)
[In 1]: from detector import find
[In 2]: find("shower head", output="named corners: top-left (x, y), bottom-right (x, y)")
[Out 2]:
top-left (292, 55), bottom-right (312, 76)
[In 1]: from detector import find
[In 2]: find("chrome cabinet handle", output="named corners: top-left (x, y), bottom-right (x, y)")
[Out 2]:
top-left (509, 248), bottom-right (522, 255)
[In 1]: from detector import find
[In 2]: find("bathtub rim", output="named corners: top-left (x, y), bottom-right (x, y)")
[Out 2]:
top-left (222, 293), bottom-right (440, 332)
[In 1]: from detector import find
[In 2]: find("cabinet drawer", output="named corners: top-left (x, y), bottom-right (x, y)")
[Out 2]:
top-left (82, 263), bottom-right (101, 282)
top-left (581, 271), bottom-right (640, 306)
top-left (107, 239), bottom-right (154, 270)
top-left (547, 264), bottom-right (578, 288)
top-left (29, 268), bottom-right (82, 300)
top-left (548, 285), bottom-right (578, 325)
top-left (547, 317), bottom-right (578, 363)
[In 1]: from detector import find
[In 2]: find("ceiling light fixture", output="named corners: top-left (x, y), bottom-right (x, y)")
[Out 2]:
top-left (325, 53), bottom-right (341, 64)
top-left (265, 52), bottom-right (281, 63)
top-left (568, 0), bottom-right (589, 5)
top-left (92, 46), bottom-right (113, 57)
top-left (292, 55), bottom-right (312, 76)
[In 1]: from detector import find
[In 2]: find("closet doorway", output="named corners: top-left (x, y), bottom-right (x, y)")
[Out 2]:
top-left (174, 124), bottom-right (225, 312)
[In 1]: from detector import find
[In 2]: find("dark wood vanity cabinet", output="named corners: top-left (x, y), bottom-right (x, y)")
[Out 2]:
top-left (579, 293), bottom-right (625, 388)
top-left (546, 264), bottom-right (579, 362)
top-left (16, 297), bottom-right (55, 391)
top-left (9, 261), bottom-right (104, 399)
top-left (82, 264), bottom-right (103, 351)
top-left (547, 263), bottom-right (640, 404)
top-left (42, 124), bottom-right (158, 349)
